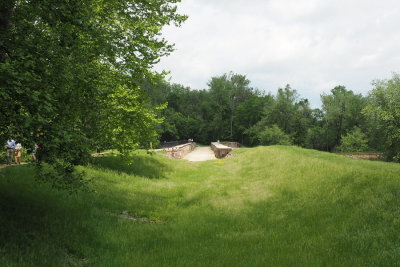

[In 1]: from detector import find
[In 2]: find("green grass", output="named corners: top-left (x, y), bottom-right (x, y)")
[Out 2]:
top-left (1, 146), bottom-right (400, 266)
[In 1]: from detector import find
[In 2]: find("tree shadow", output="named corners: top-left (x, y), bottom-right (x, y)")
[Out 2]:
top-left (0, 186), bottom-right (96, 265)
top-left (91, 154), bottom-right (169, 179)
top-left (0, 163), bottom-right (171, 266)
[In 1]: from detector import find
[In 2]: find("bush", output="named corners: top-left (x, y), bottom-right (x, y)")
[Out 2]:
top-left (337, 127), bottom-right (368, 152)
top-left (258, 125), bottom-right (292, 146)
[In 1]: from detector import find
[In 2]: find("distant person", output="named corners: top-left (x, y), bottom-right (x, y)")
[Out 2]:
top-left (14, 143), bottom-right (22, 164)
top-left (36, 142), bottom-right (42, 162)
top-left (32, 141), bottom-right (39, 161)
top-left (5, 136), bottom-right (15, 165)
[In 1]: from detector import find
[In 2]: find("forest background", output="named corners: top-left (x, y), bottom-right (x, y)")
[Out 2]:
top-left (144, 72), bottom-right (400, 162)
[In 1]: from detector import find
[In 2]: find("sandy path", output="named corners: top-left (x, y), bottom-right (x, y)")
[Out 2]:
top-left (183, 147), bottom-right (216, 162)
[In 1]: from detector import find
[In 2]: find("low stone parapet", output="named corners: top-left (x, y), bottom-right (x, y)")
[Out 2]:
top-left (165, 142), bottom-right (196, 159)
top-left (220, 142), bottom-right (241, 148)
top-left (211, 142), bottom-right (232, 159)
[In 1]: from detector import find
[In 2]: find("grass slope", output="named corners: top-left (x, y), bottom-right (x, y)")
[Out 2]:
top-left (1, 146), bottom-right (400, 266)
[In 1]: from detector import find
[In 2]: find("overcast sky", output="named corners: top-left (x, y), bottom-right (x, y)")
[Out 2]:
top-left (154, 0), bottom-right (400, 108)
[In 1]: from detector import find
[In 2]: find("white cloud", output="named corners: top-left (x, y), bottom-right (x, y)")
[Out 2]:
top-left (154, 0), bottom-right (400, 107)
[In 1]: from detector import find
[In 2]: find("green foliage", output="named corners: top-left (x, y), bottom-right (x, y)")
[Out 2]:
top-left (234, 94), bottom-right (268, 144)
top-left (337, 127), bottom-right (369, 152)
top-left (34, 161), bottom-right (90, 193)
top-left (258, 124), bottom-right (292, 145)
top-left (321, 86), bottom-right (367, 150)
top-left (270, 85), bottom-right (300, 133)
top-left (208, 72), bottom-right (254, 140)
top-left (305, 126), bottom-right (327, 150)
top-left (263, 85), bottom-right (314, 146)
top-left (103, 84), bottom-right (165, 155)
top-left (0, 0), bottom-right (186, 188)
top-left (363, 73), bottom-right (400, 161)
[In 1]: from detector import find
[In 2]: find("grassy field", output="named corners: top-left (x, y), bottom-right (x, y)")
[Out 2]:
top-left (1, 146), bottom-right (400, 266)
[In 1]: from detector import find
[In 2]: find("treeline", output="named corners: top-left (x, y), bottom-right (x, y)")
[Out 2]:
top-left (144, 72), bottom-right (400, 162)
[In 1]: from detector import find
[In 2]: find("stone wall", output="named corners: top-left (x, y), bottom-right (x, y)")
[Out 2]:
top-left (211, 142), bottom-right (232, 159)
top-left (220, 142), bottom-right (241, 148)
top-left (165, 142), bottom-right (196, 159)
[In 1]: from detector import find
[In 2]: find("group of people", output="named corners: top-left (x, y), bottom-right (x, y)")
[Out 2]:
top-left (5, 136), bottom-right (40, 165)
top-left (5, 136), bottom-right (21, 165)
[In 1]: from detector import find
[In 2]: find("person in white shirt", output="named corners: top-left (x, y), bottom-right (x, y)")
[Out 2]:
top-left (6, 136), bottom-right (16, 165)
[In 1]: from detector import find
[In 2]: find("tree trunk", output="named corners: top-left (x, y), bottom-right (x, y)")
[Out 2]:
top-left (0, 0), bottom-right (16, 63)
top-left (230, 115), bottom-right (233, 139)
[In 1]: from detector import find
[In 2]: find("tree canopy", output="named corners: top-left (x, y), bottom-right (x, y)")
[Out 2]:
top-left (0, 0), bottom-right (186, 187)
top-left (363, 73), bottom-right (400, 161)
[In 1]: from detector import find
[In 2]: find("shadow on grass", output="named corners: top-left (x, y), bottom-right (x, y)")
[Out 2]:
top-left (0, 163), bottom-right (175, 266)
top-left (91, 154), bottom-right (169, 179)
top-left (0, 181), bottom-right (96, 265)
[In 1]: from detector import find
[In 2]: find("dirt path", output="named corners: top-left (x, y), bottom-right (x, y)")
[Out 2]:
top-left (0, 163), bottom-right (28, 169)
top-left (183, 147), bottom-right (216, 162)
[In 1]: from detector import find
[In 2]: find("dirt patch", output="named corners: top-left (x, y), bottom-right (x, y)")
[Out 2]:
top-left (183, 147), bottom-right (216, 162)
top-left (342, 154), bottom-right (381, 160)
top-left (119, 210), bottom-right (163, 224)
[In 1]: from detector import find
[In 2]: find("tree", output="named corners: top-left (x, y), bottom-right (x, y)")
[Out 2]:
top-left (321, 86), bottom-right (366, 151)
top-left (0, 0), bottom-right (186, 188)
top-left (208, 72), bottom-right (253, 140)
top-left (258, 125), bottom-right (292, 146)
top-left (261, 85), bottom-right (313, 146)
top-left (0, 1), bottom-right (16, 63)
top-left (363, 73), bottom-right (400, 161)
top-left (270, 85), bottom-right (299, 133)
top-left (291, 99), bottom-right (313, 146)
top-left (234, 93), bottom-right (267, 144)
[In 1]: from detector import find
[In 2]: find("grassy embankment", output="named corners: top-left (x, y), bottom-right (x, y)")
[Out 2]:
top-left (1, 146), bottom-right (400, 266)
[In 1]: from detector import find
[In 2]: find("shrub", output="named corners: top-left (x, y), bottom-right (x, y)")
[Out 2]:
top-left (337, 127), bottom-right (368, 152)
top-left (258, 125), bottom-right (292, 146)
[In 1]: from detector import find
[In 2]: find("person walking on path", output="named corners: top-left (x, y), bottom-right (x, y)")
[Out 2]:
top-left (14, 143), bottom-right (22, 164)
top-left (5, 136), bottom-right (15, 165)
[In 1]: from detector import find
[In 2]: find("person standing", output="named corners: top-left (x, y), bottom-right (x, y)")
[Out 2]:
top-left (14, 143), bottom-right (22, 164)
top-left (32, 141), bottom-right (38, 161)
top-left (5, 136), bottom-right (15, 165)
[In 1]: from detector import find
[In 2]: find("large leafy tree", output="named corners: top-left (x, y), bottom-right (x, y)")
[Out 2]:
top-left (208, 72), bottom-right (253, 140)
top-left (363, 73), bottom-right (400, 161)
top-left (233, 93), bottom-right (266, 144)
top-left (263, 85), bottom-right (313, 146)
top-left (321, 86), bottom-right (366, 150)
top-left (0, 0), bottom-right (186, 187)
top-left (270, 85), bottom-right (299, 133)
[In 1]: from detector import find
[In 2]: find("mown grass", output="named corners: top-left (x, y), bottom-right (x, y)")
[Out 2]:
top-left (1, 146), bottom-right (400, 266)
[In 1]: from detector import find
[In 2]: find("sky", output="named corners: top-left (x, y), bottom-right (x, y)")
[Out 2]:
top-left (154, 0), bottom-right (400, 108)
